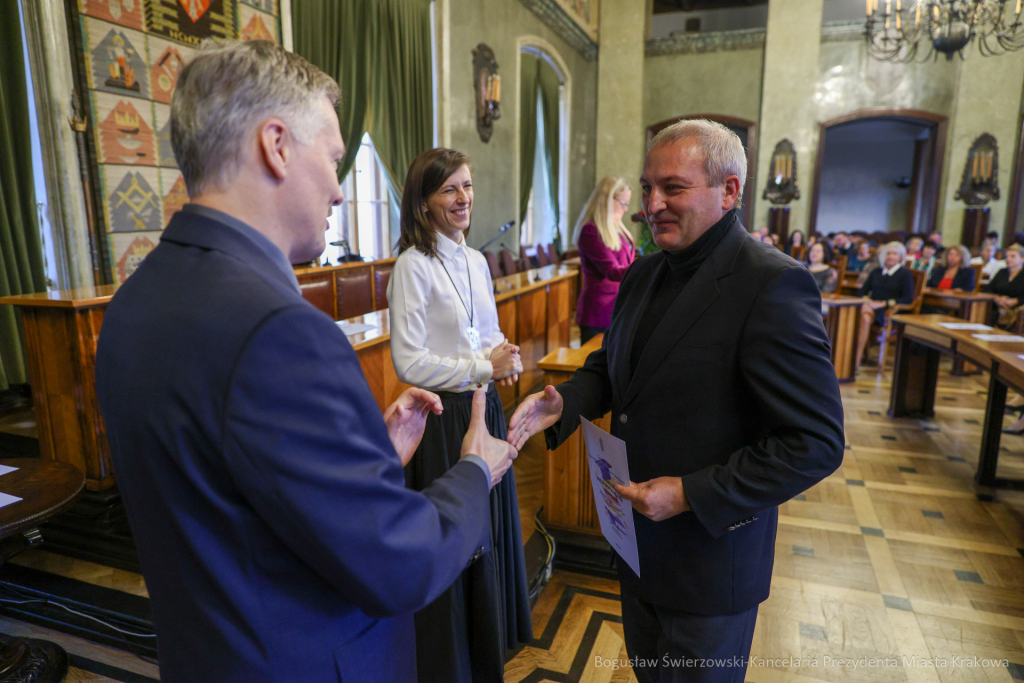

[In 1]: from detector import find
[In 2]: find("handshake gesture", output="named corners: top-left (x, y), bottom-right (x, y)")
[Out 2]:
top-left (384, 387), bottom-right (519, 488)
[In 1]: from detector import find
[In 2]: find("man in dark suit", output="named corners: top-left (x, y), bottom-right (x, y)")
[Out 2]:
top-left (509, 120), bottom-right (844, 682)
top-left (95, 41), bottom-right (516, 683)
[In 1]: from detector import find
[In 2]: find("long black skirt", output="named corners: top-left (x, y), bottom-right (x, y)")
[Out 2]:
top-left (405, 384), bottom-right (533, 683)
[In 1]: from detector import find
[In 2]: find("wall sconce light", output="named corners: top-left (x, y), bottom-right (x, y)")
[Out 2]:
top-left (473, 44), bottom-right (501, 143)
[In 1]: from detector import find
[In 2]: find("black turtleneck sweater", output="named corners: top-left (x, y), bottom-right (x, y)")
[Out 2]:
top-left (629, 210), bottom-right (737, 375)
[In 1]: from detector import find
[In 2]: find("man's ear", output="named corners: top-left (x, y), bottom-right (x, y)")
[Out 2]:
top-left (258, 118), bottom-right (290, 181)
top-left (722, 175), bottom-right (741, 210)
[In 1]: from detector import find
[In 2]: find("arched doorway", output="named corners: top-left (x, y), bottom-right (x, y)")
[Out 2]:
top-left (515, 37), bottom-right (571, 251)
top-left (646, 114), bottom-right (757, 228)
top-left (809, 109), bottom-right (947, 239)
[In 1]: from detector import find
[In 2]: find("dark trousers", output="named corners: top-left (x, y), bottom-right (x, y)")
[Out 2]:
top-left (620, 588), bottom-right (758, 683)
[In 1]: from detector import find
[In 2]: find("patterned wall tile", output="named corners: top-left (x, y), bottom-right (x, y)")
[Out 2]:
top-left (152, 103), bottom-right (177, 168)
top-left (146, 0), bottom-right (237, 47)
top-left (79, 0), bottom-right (145, 31)
top-left (83, 16), bottom-right (150, 99)
top-left (146, 35), bottom-right (193, 105)
top-left (101, 164), bottom-right (164, 233)
top-left (110, 231), bottom-right (162, 283)
top-left (238, 4), bottom-right (277, 43)
top-left (159, 169), bottom-right (188, 228)
top-left (92, 91), bottom-right (157, 166)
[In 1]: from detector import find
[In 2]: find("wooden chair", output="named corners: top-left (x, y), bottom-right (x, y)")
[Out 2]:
top-left (829, 255), bottom-right (848, 293)
top-left (547, 243), bottom-right (561, 265)
top-left (483, 250), bottom-right (502, 280)
top-left (875, 269), bottom-right (927, 367)
top-left (971, 263), bottom-right (984, 292)
top-left (791, 245), bottom-right (808, 263)
top-left (499, 248), bottom-right (519, 277)
top-left (535, 244), bottom-right (550, 267)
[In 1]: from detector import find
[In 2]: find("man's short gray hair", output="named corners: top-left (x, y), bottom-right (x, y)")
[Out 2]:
top-left (171, 40), bottom-right (341, 197)
top-left (648, 119), bottom-right (748, 208)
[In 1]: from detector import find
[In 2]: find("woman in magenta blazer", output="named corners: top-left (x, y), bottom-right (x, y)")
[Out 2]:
top-left (573, 176), bottom-right (637, 344)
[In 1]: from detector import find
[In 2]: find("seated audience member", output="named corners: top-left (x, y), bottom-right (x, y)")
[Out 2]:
top-left (854, 242), bottom-right (916, 370)
top-left (847, 241), bottom-right (872, 273)
top-left (572, 176), bottom-right (637, 344)
top-left (971, 241), bottom-right (1006, 279)
top-left (913, 242), bottom-right (937, 278)
top-left (784, 230), bottom-right (805, 256)
top-left (807, 233), bottom-right (819, 249)
top-left (832, 232), bottom-right (854, 258)
top-left (806, 242), bottom-right (837, 294)
top-left (770, 233), bottom-right (780, 247)
top-left (905, 236), bottom-right (923, 259)
top-left (927, 230), bottom-right (944, 253)
top-left (926, 244), bottom-right (974, 291)
top-left (984, 243), bottom-right (1024, 329)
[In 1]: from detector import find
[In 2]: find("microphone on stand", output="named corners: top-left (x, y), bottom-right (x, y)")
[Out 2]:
top-left (480, 220), bottom-right (515, 252)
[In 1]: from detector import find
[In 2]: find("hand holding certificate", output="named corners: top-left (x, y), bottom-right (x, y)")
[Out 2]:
top-left (580, 419), bottom-right (641, 577)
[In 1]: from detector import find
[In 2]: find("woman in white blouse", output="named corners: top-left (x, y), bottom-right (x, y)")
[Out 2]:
top-left (387, 148), bottom-right (531, 683)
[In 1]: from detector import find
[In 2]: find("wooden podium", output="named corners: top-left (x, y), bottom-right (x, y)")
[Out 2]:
top-left (536, 335), bottom-right (614, 576)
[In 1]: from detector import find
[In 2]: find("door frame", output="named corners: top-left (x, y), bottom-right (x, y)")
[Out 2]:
top-left (808, 108), bottom-right (948, 237)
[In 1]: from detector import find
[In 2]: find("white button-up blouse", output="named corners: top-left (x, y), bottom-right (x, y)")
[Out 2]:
top-left (387, 233), bottom-right (505, 392)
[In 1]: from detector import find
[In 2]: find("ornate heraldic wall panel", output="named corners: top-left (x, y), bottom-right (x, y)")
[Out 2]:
top-left (73, 0), bottom-right (282, 283)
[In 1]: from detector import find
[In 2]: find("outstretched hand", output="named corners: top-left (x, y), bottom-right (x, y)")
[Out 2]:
top-left (461, 388), bottom-right (517, 488)
top-left (384, 387), bottom-right (443, 466)
top-left (613, 477), bottom-right (688, 522)
top-left (507, 385), bottom-right (564, 450)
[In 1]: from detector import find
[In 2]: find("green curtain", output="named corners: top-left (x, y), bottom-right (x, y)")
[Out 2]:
top-left (0, 1), bottom-right (47, 390)
top-left (367, 0), bottom-right (434, 208)
top-left (518, 55), bottom-right (540, 227)
top-left (292, 0), bottom-right (370, 183)
top-left (293, 0), bottom-right (433, 201)
top-left (537, 60), bottom-right (561, 249)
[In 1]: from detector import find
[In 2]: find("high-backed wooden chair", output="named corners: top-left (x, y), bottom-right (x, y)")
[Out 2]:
top-left (972, 263), bottom-right (984, 292)
top-left (791, 245), bottom-right (808, 263)
top-left (373, 262), bottom-right (393, 311)
top-left (535, 244), bottom-right (550, 267)
top-left (829, 255), bottom-right (848, 292)
top-left (547, 243), bottom-right (561, 265)
top-left (499, 248), bottom-right (519, 277)
top-left (483, 250), bottom-right (502, 280)
top-left (876, 268), bottom-right (927, 367)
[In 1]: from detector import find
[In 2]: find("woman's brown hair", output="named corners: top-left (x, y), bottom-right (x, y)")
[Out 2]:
top-left (399, 148), bottom-right (471, 258)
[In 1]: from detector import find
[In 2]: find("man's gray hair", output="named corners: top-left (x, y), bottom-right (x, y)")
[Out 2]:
top-left (648, 119), bottom-right (748, 208)
top-left (171, 40), bottom-right (341, 197)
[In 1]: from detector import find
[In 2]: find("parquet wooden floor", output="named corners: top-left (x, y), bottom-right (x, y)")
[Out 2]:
top-left (504, 360), bottom-right (1024, 683)
top-left (3, 359), bottom-right (1023, 683)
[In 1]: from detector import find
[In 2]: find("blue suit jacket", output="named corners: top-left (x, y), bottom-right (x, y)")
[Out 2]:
top-left (95, 209), bottom-right (492, 683)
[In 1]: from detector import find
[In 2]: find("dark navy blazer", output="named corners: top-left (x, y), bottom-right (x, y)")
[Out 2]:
top-left (96, 208), bottom-right (492, 683)
top-left (547, 221), bottom-right (845, 615)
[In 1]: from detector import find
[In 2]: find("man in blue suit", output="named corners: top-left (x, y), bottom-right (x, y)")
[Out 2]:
top-left (95, 40), bottom-right (517, 683)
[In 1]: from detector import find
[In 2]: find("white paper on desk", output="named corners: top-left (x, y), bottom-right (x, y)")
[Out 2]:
top-left (580, 418), bottom-right (640, 577)
top-left (972, 334), bottom-right (1024, 342)
top-left (0, 492), bottom-right (22, 509)
top-left (0, 465), bottom-right (18, 477)
top-left (336, 320), bottom-right (376, 336)
top-left (939, 323), bottom-right (992, 330)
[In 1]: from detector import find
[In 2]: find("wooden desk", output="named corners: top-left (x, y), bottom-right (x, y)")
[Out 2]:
top-left (822, 295), bottom-right (864, 382)
top-left (0, 458), bottom-right (85, 683)
top-left (921, 289), bottom-right (995, 374)
top-left (536, 334), bottom-right (613, 574)
top-left (0, 265), bottom-right (577, 489)
top-left (888, 314), bottom-right (1024, 490)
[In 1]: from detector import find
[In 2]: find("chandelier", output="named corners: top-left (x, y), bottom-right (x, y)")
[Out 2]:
top-left (865, 0), bottom-right (1024, 61)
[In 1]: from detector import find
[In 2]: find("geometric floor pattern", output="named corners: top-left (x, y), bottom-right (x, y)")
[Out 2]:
top-left (505, 360), bottom-right (1024, 683)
